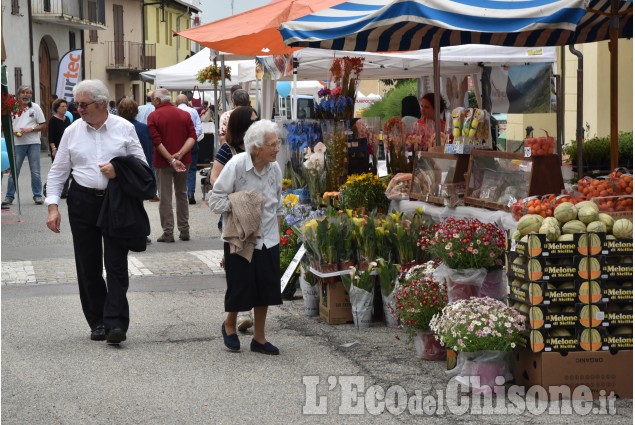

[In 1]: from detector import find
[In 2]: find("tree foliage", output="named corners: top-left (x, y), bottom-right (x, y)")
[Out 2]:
top-left (362, 80), bottom-right (418, 121)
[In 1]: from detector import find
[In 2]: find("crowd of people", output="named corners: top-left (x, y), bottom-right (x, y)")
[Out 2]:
top-left (6, 81), bottom-right (446, 355)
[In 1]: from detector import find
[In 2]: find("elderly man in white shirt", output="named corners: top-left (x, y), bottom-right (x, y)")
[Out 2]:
top-left (135, 90), bottom-right (155, 125)
top-left (176, 94), bottom-right (203, 204)
top-left (45, 80), bottom-right (147, 346)
top-left (209, 119), bottom-right (283, 355)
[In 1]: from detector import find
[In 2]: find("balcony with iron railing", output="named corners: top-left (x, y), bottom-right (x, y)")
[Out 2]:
top-left (31, 0), bottom-right (107, 30)
top-left (105, 42), bottom-right (157, 72)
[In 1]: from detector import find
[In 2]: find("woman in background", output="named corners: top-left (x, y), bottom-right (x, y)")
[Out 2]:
top-left (47, 98), bottom-right (72, 197)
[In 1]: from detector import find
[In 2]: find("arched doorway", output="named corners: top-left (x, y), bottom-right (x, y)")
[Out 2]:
top-left (38, 40), bottom-right (52, 121)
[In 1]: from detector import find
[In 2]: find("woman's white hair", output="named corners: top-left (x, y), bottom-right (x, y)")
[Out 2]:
top-left (243, 120), bottom-right (279, 154)
top-left (73, 80), bottom-right (110, 106)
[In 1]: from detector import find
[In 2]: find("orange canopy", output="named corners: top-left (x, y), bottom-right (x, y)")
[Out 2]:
top-left (177, 0), bottom-right (344, 56)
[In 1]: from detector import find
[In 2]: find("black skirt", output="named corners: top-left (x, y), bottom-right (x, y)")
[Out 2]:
top-left (224, 242), bottom-right (283, 312)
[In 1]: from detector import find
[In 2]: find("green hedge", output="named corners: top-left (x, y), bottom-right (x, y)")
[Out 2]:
top-left (564, 131), bottom-right (633, 165)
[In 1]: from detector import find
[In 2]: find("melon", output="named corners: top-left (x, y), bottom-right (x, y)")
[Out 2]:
top-left (578, 281), bottom-right (602, 303)
top-left (554, 202), bottom-right (577, 223)
top-left (598, 213), bottom-right (614, 234)
top-left (562, 220), bottom-right (587, 234)
top-left (579, 305), bottom-right (602, 327)
top-left (511, 230), bottom-right (522, 241)
top-left (613, 218), bottom-right (633, 239)
top-left (559, 282), bottom-right (575, 290)
top-left (575, 200), bottom-right (600, 213)
top-left (586, 221), bottom-right (607, 233)
top-left (518, 214), bottom-right (544, 236)
top-left (539, 222), bottom-right (561, 241)
top-left (577, 205), bottom-right (600, 224)
top-left (529, 307), bottom-right (544, 328)
top-left (547, 305), bottom-right (561, 313)
top-left (557, 234), bottom-right (574, 242)
top-left (579, 257), bottom-right (601, 280)
top-left (542, 217), bottom-right (561, 228)
top-left (612, 326), bottom-right (633, 335)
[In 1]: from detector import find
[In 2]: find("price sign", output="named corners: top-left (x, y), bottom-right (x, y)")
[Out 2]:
top-left (280, 244), bottom-right (306, 293)
top-left (455, 144), bottom-right (465, 154)
top-left (524, 147), bottom-right (532, 158)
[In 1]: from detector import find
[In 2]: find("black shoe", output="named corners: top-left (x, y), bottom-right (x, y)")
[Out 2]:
top-left (90, 325), bottom-right (106, 341)
top-left (250, 339), bottom-right (280, 355)
top-left (188, 195), bottom-right (196, 205)
top-left (106, 328), bottom-right (127, 345)
top-left (221, 322), bottom-right (240, 352)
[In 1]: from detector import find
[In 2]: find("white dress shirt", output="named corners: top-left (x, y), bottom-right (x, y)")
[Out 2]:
top-left (209, 152), bottom-right (283, 250)
top-left (12, 103), bottom-right (46, 145)
top-left (45, 114), bottom-right (147, 206)
top-left (178, 103), bottom-right (203, 141)
top-left (135, 103), bottom-right (155, 125)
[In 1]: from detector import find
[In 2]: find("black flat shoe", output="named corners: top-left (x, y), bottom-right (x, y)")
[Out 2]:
top-left (90, 325), bottom-right (106, 341)
top-left (250, 339), bottom-right (279, 355)
top-left (106, 328), bottom-right (127, 345)
top-left (188, 195), bottom-right (196, 205)
top-left (221, 322), bottom-right (240, 352)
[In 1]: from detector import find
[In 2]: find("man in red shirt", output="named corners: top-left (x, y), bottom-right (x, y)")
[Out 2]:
top-left (147, 88), bottom-right (197, 242)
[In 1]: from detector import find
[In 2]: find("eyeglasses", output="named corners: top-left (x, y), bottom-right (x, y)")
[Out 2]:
top-left (77, 101), bottom-right (96, 109)
top-left (263, 140), bottom-right (282, 150)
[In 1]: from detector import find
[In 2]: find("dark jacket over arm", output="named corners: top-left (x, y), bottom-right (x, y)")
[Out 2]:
top-left (97, 155), bottom-right (157, 252)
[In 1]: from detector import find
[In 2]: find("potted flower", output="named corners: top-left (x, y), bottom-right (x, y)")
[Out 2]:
top-left (429, 297), bottom-right (525, 393)
top-left (376, 257), bottom-right (400, 328)
top-left (351, 212), bottom-right (377, 270)
top-left (342, 264), bottom-right (376, 328)
top-left (386, 210), bottom-right (427, 266)
top-left (1, 93), bottom-right (26, 118)
top-left (299, 261), bottom-right (319, 317)
top-left (338, 173), bottom-right (390, 214)
top-left (420, 217), bottom-right (505, 303)
top-left (303, 142), bottom-right (327, 208)
top-left (394, 261), bottom-right (448, 360)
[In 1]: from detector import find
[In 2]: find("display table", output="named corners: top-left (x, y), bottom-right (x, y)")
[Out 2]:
top-left (389, 199), bottom-right (518, 232)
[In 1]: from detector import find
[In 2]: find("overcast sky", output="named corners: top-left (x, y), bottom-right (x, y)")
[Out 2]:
top-left (201, 0), bottom-right (271, 24)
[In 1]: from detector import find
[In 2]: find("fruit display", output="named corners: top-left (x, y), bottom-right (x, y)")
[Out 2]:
top-left (577, 171), bottom-right (633, 199)
top-left (524, 130), bottom-right (555, 156)
top-left (408, 152), bottom-right (470, 207)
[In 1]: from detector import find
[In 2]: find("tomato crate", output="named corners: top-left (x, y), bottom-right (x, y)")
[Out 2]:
top-left (591, 195), bottom-right (633, 220)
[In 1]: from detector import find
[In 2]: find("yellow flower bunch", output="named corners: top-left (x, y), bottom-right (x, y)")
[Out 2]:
top-left (283, 193), bottom-right (299, 208)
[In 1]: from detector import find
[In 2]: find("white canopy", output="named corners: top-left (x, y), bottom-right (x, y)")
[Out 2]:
top-left (141, 45), bottom-right (557, 88)
top-left (139, 48), bottom-right (254, 91)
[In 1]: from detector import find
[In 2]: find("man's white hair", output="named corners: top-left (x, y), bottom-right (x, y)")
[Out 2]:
top-left (73, 80), bottom-right (110, 106)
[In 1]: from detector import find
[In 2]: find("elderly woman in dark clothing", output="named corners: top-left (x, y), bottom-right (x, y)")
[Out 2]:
top-left (209, 119), bottom-right (283, 355)
top-left (117, 98), bottom-right (154, 175)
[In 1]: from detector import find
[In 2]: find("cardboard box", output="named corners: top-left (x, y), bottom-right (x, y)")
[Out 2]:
top-left (319, 279), bottom-right (353, 325)
top-left (511, 232), bottom-right (589, 258)
top-left (602, 237), bottom-right (634, 256)
top-left (599, 281), bottom-right (634, 304)
top-left (599, 326), bottom-right (633, 350)
top-left (513, 349), bottom-right (633, 400)
top-left (518, 328), bottom-right (581, 353)
top-left (508, 280), bottom-right (578, 305)
top-left (518, 304), bottom-right (582, 330)
top-left (508, 253), bottom-right (596, 282)
top-left (601, 256), bottom-right (634, 280)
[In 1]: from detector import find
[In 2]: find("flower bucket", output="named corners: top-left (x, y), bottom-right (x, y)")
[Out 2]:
top-left (434, 264), bottom-right (487, 304)
top-left (381, 292), bottom-right (399, 329)
top-left (299, 274), bottom-right (319, 317)
top-left (449, 351), bottom-right (512, 395)
top-left (338, 259), bottom-right (357, 271)
top-left (480, 268), bottom-right (506, 301)
top-left (312, 261), bottom-right (338, 274)
top-left (414, 331), bottom-right (446, 361)
top-left (289, 188), bottom-right (311, 204)
top-left (349, 285), bottom-right (374, 328)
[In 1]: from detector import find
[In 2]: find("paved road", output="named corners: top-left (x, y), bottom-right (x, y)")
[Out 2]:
top-left (2, 153), bottom-right (633, 424)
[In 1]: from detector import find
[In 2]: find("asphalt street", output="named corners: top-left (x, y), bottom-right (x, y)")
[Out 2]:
top-left (1, 152), bottom-right (632, 424)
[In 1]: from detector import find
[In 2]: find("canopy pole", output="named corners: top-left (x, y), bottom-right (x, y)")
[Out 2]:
top-left (609, 0), bottom-right (619, 170)
top-left (433, 45), bottom-right (441, 148)
top-left (292, 57), bottom-right (298, 120)
top-left (569, 45), bottom-right (584, 179)
top-left (220, 55), bottom-right (227, 113)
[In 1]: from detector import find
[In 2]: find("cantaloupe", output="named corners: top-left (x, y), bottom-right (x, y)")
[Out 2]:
top-left (586, 221), bottom-right (607, 233)
top-left (578, 205), bottom-right (600, 224)
top-left (613, 218), bottom-right (633, 239)
top-left (598, 213), bottom-right (614, 234)
top-left (562, 220), bottom-right (587, 234)
top-left (554, 202), bottom-right (577, 223)
top-left (518, 214), bottom-right (544, 236)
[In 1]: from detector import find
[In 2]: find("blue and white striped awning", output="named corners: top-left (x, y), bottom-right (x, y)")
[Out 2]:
top-left (279, 0), bottom-right (633, 52)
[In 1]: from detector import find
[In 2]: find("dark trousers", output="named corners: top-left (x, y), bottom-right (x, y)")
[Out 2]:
top-left (187, 142), bottom-right (200, 197)
top-left (67, 184), bottom-right (131, 332)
